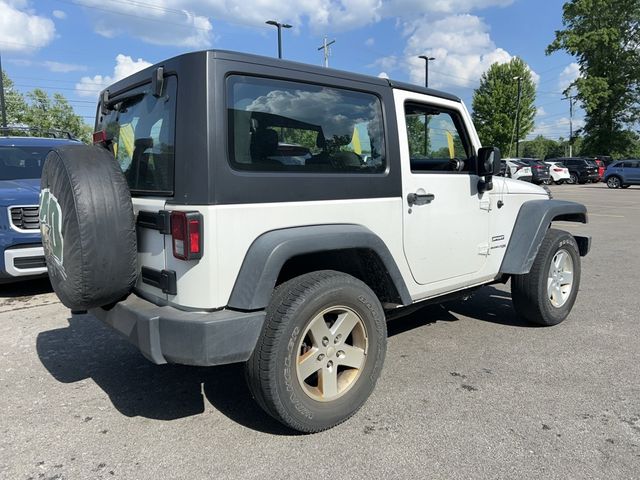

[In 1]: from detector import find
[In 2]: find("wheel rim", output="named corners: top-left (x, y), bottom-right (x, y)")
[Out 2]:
top-left (569, 174), bottom-right (577, 184)
top-left (608, 177), bottom-right (620, 188)
top-left (295, 305), bottom-right (368, 402)
top-left (547, 249), bottom-right (574, 308)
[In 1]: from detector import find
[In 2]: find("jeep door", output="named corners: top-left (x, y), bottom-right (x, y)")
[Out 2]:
top-left (394, 89), bottom-right (489, 291)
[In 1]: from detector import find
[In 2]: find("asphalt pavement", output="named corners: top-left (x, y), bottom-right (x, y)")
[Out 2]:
top-left (1, 183), bottom-right (639, 480)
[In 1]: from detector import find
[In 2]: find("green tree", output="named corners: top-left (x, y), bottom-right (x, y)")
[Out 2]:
top-left (23, 89), bottom-right (91, 142)
top-left (1, 71), bottom-right (28, 126)
top-left (472, 57), bottom-right (537, 156)
top-left (547, 0), bottom-right (640, 157)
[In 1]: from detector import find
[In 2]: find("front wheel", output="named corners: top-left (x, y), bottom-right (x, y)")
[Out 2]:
top-left (567, 173), bottom-right (577, 184)
top-left (511, 229), bottom-right (581, 326)
top-left (246, 270), bottom-right (387, 433)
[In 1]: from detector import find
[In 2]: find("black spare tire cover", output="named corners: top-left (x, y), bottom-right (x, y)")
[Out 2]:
top-left (40, 144), bottom-right (137, 310)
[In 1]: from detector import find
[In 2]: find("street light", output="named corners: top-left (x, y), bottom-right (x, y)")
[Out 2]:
top-left (266, 20), bottom-right (292, 59)
top-left (513, 76), bottom-right (522, 157)
top-left (418, 55), bottom-right (435, 88)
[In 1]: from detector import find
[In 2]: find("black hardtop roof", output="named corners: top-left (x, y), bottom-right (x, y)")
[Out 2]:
top-left (102, 49), bottom-right (461, 103)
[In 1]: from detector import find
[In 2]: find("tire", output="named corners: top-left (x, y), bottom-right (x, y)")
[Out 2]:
top-left (543, 178), bottom-right (552, 185)
top-left (511, 229), bottom-right (581, 326)
top-left (607, 176), bottom-right (621, 189)
top-left (567, 173), bottom-right (577, 184)
top-left (40, 145), bottom-right (137, 310)
top-left (246, 270), bottom-right (387, 433)
top-left (555, 180), bottom-right (564, 185)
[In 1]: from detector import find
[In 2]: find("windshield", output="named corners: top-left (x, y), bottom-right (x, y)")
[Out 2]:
top-left (0, 146), bottom-right (50, 180)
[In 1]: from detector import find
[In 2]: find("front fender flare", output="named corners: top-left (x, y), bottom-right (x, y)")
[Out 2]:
top-left (499, 199), bottom-right (588, 275)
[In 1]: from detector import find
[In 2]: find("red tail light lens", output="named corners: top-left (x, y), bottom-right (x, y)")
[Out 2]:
top-left (170, 211), bottom-right (203, 260)
top-left (92, 130), bottom-right (107, 144)
top-left (553, 168), bottom-right (563, 172)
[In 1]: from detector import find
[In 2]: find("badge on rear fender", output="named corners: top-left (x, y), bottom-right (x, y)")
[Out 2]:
top-left (39, 188), bottom-right (66, 279)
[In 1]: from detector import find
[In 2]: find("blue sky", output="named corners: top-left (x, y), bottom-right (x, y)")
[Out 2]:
top-left (1, 0), bottom-right (583, 140)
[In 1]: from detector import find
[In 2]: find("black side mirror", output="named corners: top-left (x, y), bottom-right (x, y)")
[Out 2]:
top-left (475, 146), bottom-right (501, 192)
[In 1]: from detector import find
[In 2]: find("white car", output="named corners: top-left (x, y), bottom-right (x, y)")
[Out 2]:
top-left (504, 158), bottom-right (533, 182)
top-left (545, 161), bottom-right (571, 184)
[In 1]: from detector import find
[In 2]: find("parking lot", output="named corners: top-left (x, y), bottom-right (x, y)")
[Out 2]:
top-left (0, 183), bottom-right (638, 480)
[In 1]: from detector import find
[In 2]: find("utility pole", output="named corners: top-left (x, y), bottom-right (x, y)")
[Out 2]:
top-left (317, 36), bottom-right (336, 68)
top-left (418, 55), bottom-right (435, 88)
top-left (266, 20), bottom-right (292, 59)
top-left (0, 51), bottom-right (7, 129)
top-left (563, 94), bottom-right (575, 157)
top-left (514, 76), bottom-right (522, 157)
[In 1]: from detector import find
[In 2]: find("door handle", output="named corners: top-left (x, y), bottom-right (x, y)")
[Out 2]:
top-left (407, 192), bottom-right (435, 206)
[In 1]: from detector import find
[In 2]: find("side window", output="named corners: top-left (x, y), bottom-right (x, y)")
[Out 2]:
top-left (404, 103), bottom-right (472, 173)
top-left (227, 75), bottom-right (386, 173)
top-left (623, 161), bottom-right (639, 168)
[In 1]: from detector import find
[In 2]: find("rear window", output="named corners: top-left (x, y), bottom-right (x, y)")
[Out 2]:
top-left (226, 75), bottom-right (386, 173)
top-left (0, 146), bottom-right (50, 180)
top-left (100, 76), bottom-right (177, 195)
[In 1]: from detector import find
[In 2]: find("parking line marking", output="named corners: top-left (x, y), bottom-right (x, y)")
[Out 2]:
top-left (588, 213), bottom-right (625, 218)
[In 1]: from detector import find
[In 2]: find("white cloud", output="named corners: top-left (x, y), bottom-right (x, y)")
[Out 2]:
top-left (0, 0), bottom-right (55, 52)
top-left (365, 37), bottom-right (375, 47)
top-left (44, 61), bottom-right (87, 73)
top-left (531, 116), bottom-right (585, 139)
top-left (79, 0), bottom-right (213, 47)
top-left (75, 54), bottom-right (152, 98)
top-left (558, 62), bottom-right (580, 92)
top-left (378, 72), bottom-right (389, 79)
top-left (536, 106), bottom-right (546, 117)
top-left (52, 9), bottom-right (66, 19)
top-left (402, 14), bottom-right (512, 88)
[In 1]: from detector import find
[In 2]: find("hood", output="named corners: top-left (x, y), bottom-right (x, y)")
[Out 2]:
top-left (499, 177), bottom-right (549, 196)
top-left (0, 178), bottom-right (41, 207)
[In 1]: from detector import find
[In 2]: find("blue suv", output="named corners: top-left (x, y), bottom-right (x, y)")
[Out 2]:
top-left (605, 159), bottom-right (640, 189)
top-left (1, 135), bottom-right (81, 283)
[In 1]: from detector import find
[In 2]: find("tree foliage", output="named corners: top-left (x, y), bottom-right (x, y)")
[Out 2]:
top-left (472, 57), bottom-right (537, 156)
top-left (1, 71), bottom-right (28, 126)
top-left (520, 135), bottom-right (583, 159)
top-left (547, 0), bottom-right (640, 157)
top-left (1, 72), bottom-right (90, 142)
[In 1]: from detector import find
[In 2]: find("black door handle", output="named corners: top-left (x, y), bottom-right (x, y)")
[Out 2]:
top-left (407, 192), bottom-right (435, 206)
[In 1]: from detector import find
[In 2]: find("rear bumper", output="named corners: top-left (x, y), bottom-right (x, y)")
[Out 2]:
top-left (90, 294), bottom-right (265, 366)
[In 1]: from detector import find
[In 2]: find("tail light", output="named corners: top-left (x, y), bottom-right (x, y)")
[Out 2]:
top-left (553, 168), bottom-right (564, 172)
top-left (170, 211), bottom-right (203, 260)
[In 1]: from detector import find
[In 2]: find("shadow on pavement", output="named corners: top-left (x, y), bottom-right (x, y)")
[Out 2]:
top-left (0, 278), bottom-right (52, 298)
top-left (36, 314), bottom-right (291, 435)
top-left (36, 286), bottom-right (530, 434)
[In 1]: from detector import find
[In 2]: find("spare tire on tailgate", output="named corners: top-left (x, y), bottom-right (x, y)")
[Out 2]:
top-left (40, 144), bottom-right (137, 310)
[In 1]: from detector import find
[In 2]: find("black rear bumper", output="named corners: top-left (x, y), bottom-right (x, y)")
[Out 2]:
top-left (90, 295), bottom-right (265, 366)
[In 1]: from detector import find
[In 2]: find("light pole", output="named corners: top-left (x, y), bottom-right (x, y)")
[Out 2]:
top-left (418, 55), bottom-right (435, 88)
top-left (266, 20), bottom-right (292, 59)
top-left (0, 51), bottom-right (7, 129)
top-left (513, 76), bottom-right (522, 157)
top-left (563, 94), bottom-right (575, 157)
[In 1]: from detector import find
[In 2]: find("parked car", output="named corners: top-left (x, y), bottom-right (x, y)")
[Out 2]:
top-left (502, 158), bottom-right (533, 182)
top-left (604, 159), bottom-right (640, 188)
top-left (594, 155), bottom-right (614, 168)
top-left (517, 158), bottom-right (551, 185)
top-left (592, 158), bottom-right (606, 181)
top-left (544, 161), bottom-right (571, 184)
top-left (0, 135), bottom-right (81, 283)
top-left (548, 157), bottom-right (599, 184)
top-left (39, 49), bottom-right (590, 433)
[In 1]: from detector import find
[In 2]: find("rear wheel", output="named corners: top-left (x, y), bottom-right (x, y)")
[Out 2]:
top-left (607, 176), bottom-right (622, 189)
top-left (246, 270), bottom-right (387, 433)
top-left (511, 229), bottom-right (581, 326)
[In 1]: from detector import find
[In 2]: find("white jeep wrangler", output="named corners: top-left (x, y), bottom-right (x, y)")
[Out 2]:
top-left (39, 50), bottom-right (590, 433)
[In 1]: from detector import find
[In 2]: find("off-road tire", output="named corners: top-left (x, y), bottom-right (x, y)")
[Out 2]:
top-left (40, 145), bottom-right (137, 310)
top-left (511, 229), bottom-right (581, 326)
top-left (245, 270), bottom-right (387, 433)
